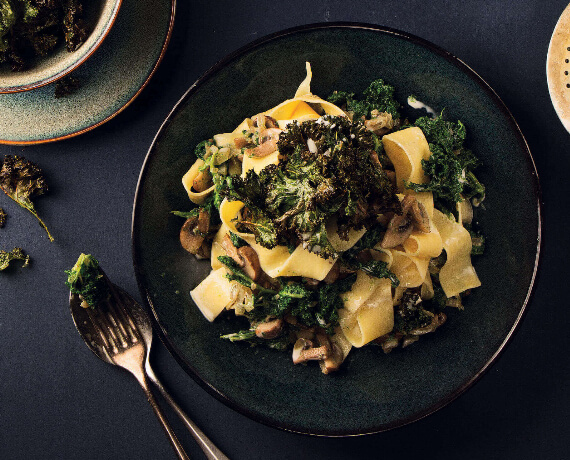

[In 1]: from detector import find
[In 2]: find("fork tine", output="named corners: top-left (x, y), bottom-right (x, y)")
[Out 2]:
top-left (107, 282), bottom-right (140, 343)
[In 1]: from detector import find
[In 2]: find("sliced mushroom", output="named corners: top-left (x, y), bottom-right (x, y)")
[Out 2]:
top-left (364, 110), bottom-right (394, 136)
top-left (252, 114), bottom-right (279, 129)
top-left (245, 138), bottom-right (278, 158)
top-left (259, 127), bottom-right (282, 143)
top-left (292, 338), bottom-right (329, 364)
top-left (409, 312), bottom-right (447, 336)
top-left (322, 262), bottom-right (340, 284)
top-left (406, 197), bottom-right (430, 233)
top-left (381, 213), bottom-right (413, 248)
top-left (234, 137), bottom-right (249, 149)
top-left (197, 209), bottom-right (210, 234)
top-left (192, 169), bottom-right (212, 192)
top-left (381, 195), bottom-right (430, 248)
top-left (319, 343), bottom-right (344, 374)
top-left (180, 216), bottom-right (204, 254)
top-left (255, 318), bottom-right (284, 339)
top-left (221, 233), bottom-right (242, 265)
top-left (237, 246), bottom-right (262, 281)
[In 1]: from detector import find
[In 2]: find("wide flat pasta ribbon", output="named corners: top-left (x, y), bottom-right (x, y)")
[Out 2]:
top-left (432, 209), bottom-right (481, 297)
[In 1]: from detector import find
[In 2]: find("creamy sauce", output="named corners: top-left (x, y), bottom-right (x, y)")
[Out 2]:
top-left (407, 96), bottom-right (437, 117)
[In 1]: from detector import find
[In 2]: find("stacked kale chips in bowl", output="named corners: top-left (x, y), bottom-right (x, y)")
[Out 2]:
top-left (0, 0), bottom-right (121, 93)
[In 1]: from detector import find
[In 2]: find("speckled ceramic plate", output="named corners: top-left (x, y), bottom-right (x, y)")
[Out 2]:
top-left (0, 0), bottom-right (175, 144)
top-left (547, 3), bottom-right (570, 132)
top-left (132, 24), bottom-right (541, 436)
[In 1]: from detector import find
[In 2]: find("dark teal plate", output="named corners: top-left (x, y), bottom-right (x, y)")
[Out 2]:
top-left (132, 24), bottom-right (541, 436)
top-left (0, 0), bottom-right (175, 144)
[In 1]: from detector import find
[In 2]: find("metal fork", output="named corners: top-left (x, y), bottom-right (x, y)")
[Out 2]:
top-left (70, 279), bottom-right (229, 460)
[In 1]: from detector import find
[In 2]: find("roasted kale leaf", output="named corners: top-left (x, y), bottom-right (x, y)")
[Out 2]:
top-left (65, 253), bottom-right (110, 308)
top-left (0, 155), bottom-right (53, 241)
top-left (0, 247), bottom-right (30, 270)
top-left (328, 79), bottom-right (401, 119)
top-left (221, 115), bottom-right (400, 258)
top-left (405, 115), bottom-right (485, 214)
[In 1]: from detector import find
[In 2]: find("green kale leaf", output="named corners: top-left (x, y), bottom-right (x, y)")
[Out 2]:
top-left (0, 247), bottom-right (30, 270)
top-left (0, 155), bottom-right (53, 241)
top-left (328, 79), bottom-right (401, 119)
top-left (65, 253), bottom-right (110, 308)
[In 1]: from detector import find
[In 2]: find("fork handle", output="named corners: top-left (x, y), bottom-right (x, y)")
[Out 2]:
top-left (134, 371), bottom-right (191, 460)
top-left (146, 366), bottom-right (230, 460)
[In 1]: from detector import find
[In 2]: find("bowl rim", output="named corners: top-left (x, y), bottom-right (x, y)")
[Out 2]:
top-left (132, 21), bottom-right (543, 436)
top-left (0, 0), bottom-right (123, 94)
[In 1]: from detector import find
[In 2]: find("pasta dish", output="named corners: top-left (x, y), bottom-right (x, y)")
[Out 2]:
top-left (175, 63), bottom-right (485, 374)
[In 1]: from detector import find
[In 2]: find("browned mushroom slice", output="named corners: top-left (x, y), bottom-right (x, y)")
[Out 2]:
top-left (180, 216), bottom-right (204, 254)
top-left (322, 262), bottom-right (340, 284)
top-left (236, 246), bottom-right (262, 281)
top-left (255, 318), bottom-right (284, 339)
top-left (220, 233), bottom-right (242, 265)
top-left (409, 312), bottom-right (447, 336)
top-left (408, 199), bottom-right (430, 233)
top-left (364, 110), bottom-right (394, 136)
top-left (245, 138), bottom-right (278, 158)
top-left (381, 213), bottom-right (413, 248)
top-left (197, 209), bottom-right (210, 234)
top-left (234, 137), bottom-right (249, 149)
top-left (259, 127), bottom-right (282, 143)
top-left (292, 338), bottom-right (329, 364)
top-left (320, 343), bottom-right (344, 374)
top-left (252, 114), bottom-right (279, 129)
top-left (192, 169), bottom-right (212, 192)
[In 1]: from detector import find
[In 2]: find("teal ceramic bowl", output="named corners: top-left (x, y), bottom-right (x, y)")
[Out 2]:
top-left (0, 0), bottom-right (122, 93)
top-left (132, 24), bottom-right (541, 435)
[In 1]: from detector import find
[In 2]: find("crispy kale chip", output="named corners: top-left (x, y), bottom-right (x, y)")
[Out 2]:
top-left (328, 79), bottom-right (400, 119)
top-left (65, 253), bottom-right (110, 308)
top-left (0, 0), bottom-right (89, 71)
top-left (0, 155), bottom-right (53, 241)
top-left (0, 207), bottom-right (6, 227)
top-left (393, 289), bottom-right (434, 334)
top-left (0, 247), bottom-right (30, 270)
top-left (405, 115), bottom-right (485, 214)
top-left (221, 115), bottom-right (400, 258)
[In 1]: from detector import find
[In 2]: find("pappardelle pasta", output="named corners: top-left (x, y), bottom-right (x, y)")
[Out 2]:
top-left (175, 63), bottom-right (485, 374)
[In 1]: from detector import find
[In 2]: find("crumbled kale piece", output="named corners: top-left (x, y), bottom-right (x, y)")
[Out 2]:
top-left (0, 155), bottom-right (53, 241)
top-left (0, 247), bottom-right (29, 270)
top-left (221, 115), bottom-right (400, 258)
top-left (0, 207), bottom-right (6, 227)
top-left (405, 115), bottom-right (485, 214)
top-left (0, 0), bottom-right (90, 71)
top-left (394, 289), bottom-right (433, 334)
top-left (65, 253), bottom-right (110, 308)
top-left (54, 74), bottom-right (80, 98)
top-left (328, 79), bottom-right (401, 119)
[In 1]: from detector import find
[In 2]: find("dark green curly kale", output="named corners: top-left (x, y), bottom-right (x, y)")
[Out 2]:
top-left (0, 247), bottom-right (30, 270)
top-left (220, 115), bottom-right (400, 258)
top-left (0, 155), bottom-right (53, 241)
top-left (0, 0), bottom-right (90, 71)
top-left (65, 253), bottom-right (110, 308)
top-left (217, 256), bottom-right (356, 335)
top-left (405, 115), bottom-right (485, 215)
top-left (328, 79), bottom-right (401, 119)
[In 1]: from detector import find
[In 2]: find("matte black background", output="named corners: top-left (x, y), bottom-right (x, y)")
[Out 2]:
top-left (0, 1), bottom-right (567, 459)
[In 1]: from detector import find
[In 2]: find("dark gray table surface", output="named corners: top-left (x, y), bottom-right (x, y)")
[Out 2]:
top-left (1, 1), bottom-right (568, 459)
